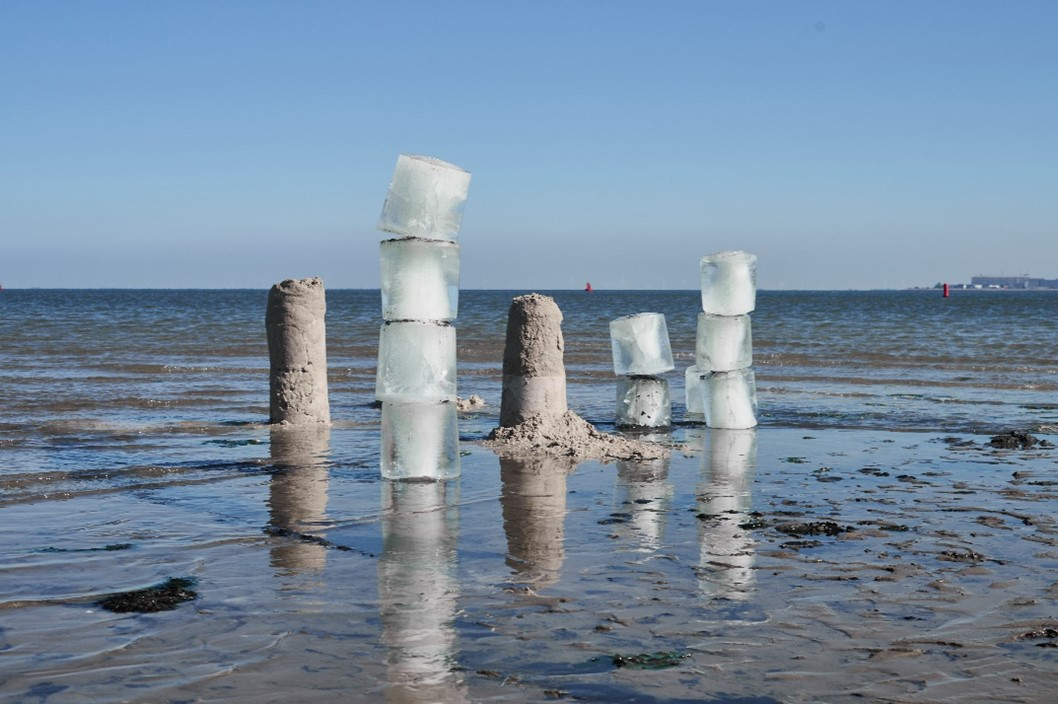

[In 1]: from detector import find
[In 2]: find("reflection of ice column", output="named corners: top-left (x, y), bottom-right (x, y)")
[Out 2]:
top-left (697, 429), bottom-right (758, 599)
top-left (500, 456), bottom-right (574, 587)
top-left (268, 425), bottom-right (332, 574)
top-left (614, 450), bottom-right (673, 551)
top-left (610, 313), bottom-right (674, 429)
top-left (379, 480), bottom-right (467, 702)
top-left (375, 155), bottom-right (471, 480)
top-left (697, 251), bottom-right (757, 429)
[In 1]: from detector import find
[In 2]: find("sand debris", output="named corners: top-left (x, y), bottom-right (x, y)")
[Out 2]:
top-left (482, 410), bottom-right (668, 462)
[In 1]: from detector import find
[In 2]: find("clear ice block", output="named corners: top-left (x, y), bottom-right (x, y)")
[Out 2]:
top-left (380, 401), bottom-right (460, 480)
top-left (375, 321), bottom-right (456, 403)
top-left (685, 365), bottom-right (705, 420)
top-left (379, 238), bottom-right (460, 321)
top-left (609, 313), bottom-right (674, 376)
top-left (616, 376), bottom-right (672, 428)
top-left (700, 250), bottom-right (757, 316)
top-left (378, 154), bottom-right (472, 241)
top-left (695, 313), bottom-right (752, 372)
top-left (703, 368), bottom-right (758, 429)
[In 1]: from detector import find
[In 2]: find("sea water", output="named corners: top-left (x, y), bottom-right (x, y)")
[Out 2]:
top-left (4, 288), bottom-right (1058, 700)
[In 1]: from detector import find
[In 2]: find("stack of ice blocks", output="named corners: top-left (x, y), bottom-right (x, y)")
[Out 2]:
top-left (375, 155), bottom-right (471, 479)
top-left (610, 313), bottom-right (674, 429)
top-left (692, 250), bottom-right (757, 429)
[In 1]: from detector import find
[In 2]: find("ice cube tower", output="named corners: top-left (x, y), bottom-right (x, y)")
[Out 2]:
top-left (610, 313), bottom-right (674, 429)
top-left (375, 154), bottom-right (471, 479)
top-left (694, 251), bottom-right (757, 429)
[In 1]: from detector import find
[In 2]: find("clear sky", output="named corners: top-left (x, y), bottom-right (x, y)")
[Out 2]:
top-left (2, 1), bottom-right (1056, 290)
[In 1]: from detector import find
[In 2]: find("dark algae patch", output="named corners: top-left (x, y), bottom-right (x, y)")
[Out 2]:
top-left (41, 543), bottom-right (132, 553)
top-left (775, 521), bottom-right (854, 537)
top-left (97, 577), bottom-right (197, 613)
top-left (988, 430), bottom-right (1052, 450)
top-left (609, 650), bottom-right (688, 669)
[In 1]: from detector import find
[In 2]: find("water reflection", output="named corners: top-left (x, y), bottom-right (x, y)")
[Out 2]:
top-left (614, 432), bottom-right (673, 551)
top-left (697, 429), bottom-right (757, 600)
top-left (267, 425), bottom-right (331, 574)
top-left (499, 456), bottom-right (575, 587)
top-left (378, 480), bottom-right (467, 702)
top-left (683, 426), bottom-right (708, 453)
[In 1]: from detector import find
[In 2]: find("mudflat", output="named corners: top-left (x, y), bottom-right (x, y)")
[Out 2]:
top-left (3, 425), bottom-right (1057, 702)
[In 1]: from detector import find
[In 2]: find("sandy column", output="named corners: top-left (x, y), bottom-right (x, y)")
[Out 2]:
top-left (499, 293), bottom-right (567, 427)
top-left (265, 277), bottom-right (331, 425)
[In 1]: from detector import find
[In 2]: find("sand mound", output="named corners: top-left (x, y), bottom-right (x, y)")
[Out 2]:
top-left (482, 410), bottom-right (669, 462)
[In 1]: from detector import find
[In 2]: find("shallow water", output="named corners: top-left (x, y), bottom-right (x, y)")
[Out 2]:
top-left (3, 289), bottom-right (1058, 701)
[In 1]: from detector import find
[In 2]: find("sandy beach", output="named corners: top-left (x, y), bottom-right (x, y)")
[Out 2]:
top-left (4, 421), bottom-right (1057, 703)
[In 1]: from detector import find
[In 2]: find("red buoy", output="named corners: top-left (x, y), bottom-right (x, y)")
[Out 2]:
top-left (943, 283), bottom-right (950, 298)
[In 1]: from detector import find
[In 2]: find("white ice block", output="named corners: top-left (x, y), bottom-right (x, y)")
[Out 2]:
top-left (609, 313), bottom-right (674, 376)
top-left (616, 376), bottom-right (672, 428)
top-left (696, 313), bottom-right (752, 372)
top-left (380, 401), bottom-right (460, 480)
top-left (703, 368), bottom-right (758, 429)
top-left (700, 250), bottom-right (757, 315)
top-left (375, 321), bottom-right (456, 402)
top-left (685, 365), bottom-right (705, 421)
top-left (379, 238), bottom-right (460, 321)
top-left (378, 154), bottom-right (471, 241)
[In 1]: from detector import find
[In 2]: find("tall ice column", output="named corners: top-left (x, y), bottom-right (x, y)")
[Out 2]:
top-left (375, 154), bottom-right (471, 480)
top-left (697, 250), bottom-right (758, 429)
top-left (266, 277), bottom-right (331, 425)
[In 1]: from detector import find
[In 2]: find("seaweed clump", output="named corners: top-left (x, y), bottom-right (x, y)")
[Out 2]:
top-left (96, 577), bottom-right (198, 613)
top-left (989, 431), bottom-right (1044, 449)
top-left (611, 651), bottom-right (688, 669)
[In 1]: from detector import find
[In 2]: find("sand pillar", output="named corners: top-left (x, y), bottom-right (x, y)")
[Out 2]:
top-left (500, 293), bottom-right (568, 427)
top-left (266, 277), bottom-right (331, 425)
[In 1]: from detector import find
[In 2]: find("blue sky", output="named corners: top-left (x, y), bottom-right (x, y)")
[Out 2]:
top-left (2, 1), bottom-right (1056, 289)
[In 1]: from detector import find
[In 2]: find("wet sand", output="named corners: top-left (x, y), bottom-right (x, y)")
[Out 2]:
top-left (2, 425), bottom-right (1058, 702)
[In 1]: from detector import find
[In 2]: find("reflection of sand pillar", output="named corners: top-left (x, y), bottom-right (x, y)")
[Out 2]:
top-left (266, 277), bottom-right (331, 425)
top-left (500, 456), bottom-right (573, 587)
top-left (697, 429), bottom-right (757, 599)
top-left (615, 447), bottom-right (673, 551)
top-left (268, 425), bottom-right (331, 573)
top-left (379, 480), bottom-right (467, 702)
top-left (500, 294), bottom-right (567, 427)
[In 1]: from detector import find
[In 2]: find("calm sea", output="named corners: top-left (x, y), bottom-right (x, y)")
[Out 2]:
top-left (3, 287), bottom-right (1057, 497)
top-left (4, 288), bottom-right (1058, 433)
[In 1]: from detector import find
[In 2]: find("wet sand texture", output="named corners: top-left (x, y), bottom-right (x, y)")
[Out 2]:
top-left (500, 293), bottom-right (567, 427)
top-left (265, 277), bottom-right (331, 425)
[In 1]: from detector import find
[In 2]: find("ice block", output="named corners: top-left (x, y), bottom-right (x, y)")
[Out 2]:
top-left (609, 313), bottom-right (674, 376)
top-left (703, 368), bottom-right (757, 429)
top-left (685, 365), bottom-right (706, 421)
top-left (375, 321), bottom-right (456, 402)
top-left (700, 250), bottom-right (757, 316)
top-left (696, 313), bottom-right (752, 372)
top-left (616, 375), bottom-right (672, 428)
top-left (379, 238), bottom-right (460, 321)
top-left (378, 154), bottom-right (471, 241)
top-left (380, 401), bottom-right (461, 480)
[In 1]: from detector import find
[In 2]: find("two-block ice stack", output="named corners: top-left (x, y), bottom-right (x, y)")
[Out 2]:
top-left (689, 251), bottom-right (758, 429)
top-left (610, 313), bottom-right (674, 429)
top-left (375, 155), bottom-right (471, 480)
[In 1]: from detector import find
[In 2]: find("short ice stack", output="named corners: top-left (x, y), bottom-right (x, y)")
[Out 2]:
top-left (692, 250), bottom-right (758, 429)
top-left (375, 155), bottom-right (471, 480)
top-left (610, 313), bottom-right (674, 429)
